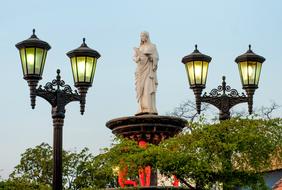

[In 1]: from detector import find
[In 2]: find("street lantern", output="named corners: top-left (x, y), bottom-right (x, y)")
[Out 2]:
top-left (16, 29), bottom-right (51, 109)
top-left (67, 38), bottom-right (101, 88)
top-left (66, 38), bottom-right (101, 115)
top-left (182, 45), bottom-right (212, 114)
top-left (235, 45), bottom-right (265, 89)
top-left (15, 29), bottom-right (51, 81)
top-left (235, 45), bottom-right (265, 114)
top-left (181, 45), bottom-right (212, 89)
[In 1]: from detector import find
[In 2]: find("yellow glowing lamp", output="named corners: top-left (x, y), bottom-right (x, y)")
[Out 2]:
top-left (235, 45), bottom-right (265, 89)
top-left (15, 29), bottom-right (51, 80)
top-left (182, 45), bottom-right (212, 89)
top-left (67, 38), bottom-right (101, 88)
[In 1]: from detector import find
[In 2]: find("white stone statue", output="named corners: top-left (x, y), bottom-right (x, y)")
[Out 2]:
top-left (133, 31), bottom-right (159, 115)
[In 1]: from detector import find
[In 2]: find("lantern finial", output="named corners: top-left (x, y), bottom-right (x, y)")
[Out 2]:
top-left (193, 44), bottom-right (200, 53)
top-left (56, 69), bottom-right (61, 89)
top-left (248, 44), bottom-right (251, 50)
top-left (31, 28), bottom-right (37, 38)
top-left (222, 75), bottom-right (226, 81)
top-left (81, 38), bottom-right (87, 47)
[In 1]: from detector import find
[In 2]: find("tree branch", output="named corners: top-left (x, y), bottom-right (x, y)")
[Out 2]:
top-left (178, 176), bottom-right (196, 190)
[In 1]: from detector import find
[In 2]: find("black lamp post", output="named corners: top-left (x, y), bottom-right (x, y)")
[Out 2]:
top-left (16, 29), bottom-right (101, 190)
top-left (182, 45), bottom-right (265, 121)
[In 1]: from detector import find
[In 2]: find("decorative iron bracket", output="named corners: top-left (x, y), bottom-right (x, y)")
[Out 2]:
top-left (30, 69), bottom-right (85, 118)
top-left (195, 76), bottom-right (253, 120)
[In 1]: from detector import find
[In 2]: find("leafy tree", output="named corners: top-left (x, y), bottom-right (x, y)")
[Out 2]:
top-left (0, 178), bottom-right (50, 190)
top-left (5, 102), bottom-right (282, 189)
top-left (70, 151), bottom-right (117, 189)
top-left (10, 143), bottom-right (53, 187)
top-left (101, 118), bottom-right (282, 190)
top-left (158, 118), bottom-right (282, 189)
top-left (8, 143), bottom-right (111, 189)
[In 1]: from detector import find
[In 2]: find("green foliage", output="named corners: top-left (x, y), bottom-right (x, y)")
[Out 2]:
top-left (3, 118), bottom-right (282, 189)
top-left (0, 179), bottom-right (51, 190)
top-left (10, 143), bottom-right (53, 186)
top-left (157, 118), bottom-right (282, 189)
top-left (8, 143), bottom-right (115, 189)
top-left (101, 118), bottom-right (282, 189)
top-left (99, 137), bottom-right (146, 179)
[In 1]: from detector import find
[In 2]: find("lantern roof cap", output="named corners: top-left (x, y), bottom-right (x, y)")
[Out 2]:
top-left (235, 45), bottom-right (265, 63)
top-left (66, 38), bottom-right (101, 59)
top-left (15, 29), bottom-right (51, 50)
top-left (182, 44), bottom-right (212, 63)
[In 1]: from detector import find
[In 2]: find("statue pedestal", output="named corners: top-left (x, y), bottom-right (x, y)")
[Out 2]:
top-left (106, 115), bottom-right (186, 145)
top-left (106, 114), bottom-right (186, 187)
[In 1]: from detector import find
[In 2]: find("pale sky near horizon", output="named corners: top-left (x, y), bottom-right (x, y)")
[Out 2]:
top-left (0, 0), bottom-right (282, 179)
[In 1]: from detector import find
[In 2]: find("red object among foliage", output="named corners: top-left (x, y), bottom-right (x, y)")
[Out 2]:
top-left (139, 166), bottom-right (151, 186)
top-left (118, 167), bottom-right (137, 187)
top-left (139, 140), bottom-right (147, 148)
top-left (172, 175), bottom-right (179, 186)
top-left (138, 140), bottom-right (152, 186)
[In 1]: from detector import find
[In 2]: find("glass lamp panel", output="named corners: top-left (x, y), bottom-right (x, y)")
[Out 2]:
top-left (238, 61), bottom-right (248, 85)
top-left (77, 56), bottom-right (86, 82)
top-left (85, 57), bottom-right (94, 82)
top-left (185, 61), bottom-right (195, 85)
top-left (20, 48), bottom-right (27, 75)
top-left (40, 50), bottom-right (47, 76)
top-left (255, 62), bottom-right (262, 85)
top-left (202, 61), bottom-right (209, 85)
top-left (247, 61), bottom-right (257, 85)
top-left (194, 61), bottom-right (203, 84)
top-left (26, 48), bottom-right (35, 74)
top-left (35, 48), bottom-right (44, 75)
top-left (71, 57), bottom-right (78, 83)
top-left (90, 59), bottom-right (97, 83)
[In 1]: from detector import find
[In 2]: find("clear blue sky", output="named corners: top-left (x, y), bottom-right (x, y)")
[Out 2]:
top-left (0, 0), bottom-right (281, 178)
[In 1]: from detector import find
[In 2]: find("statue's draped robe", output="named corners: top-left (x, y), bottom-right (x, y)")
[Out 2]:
top-left (134, 43), bottom-right (159, 114)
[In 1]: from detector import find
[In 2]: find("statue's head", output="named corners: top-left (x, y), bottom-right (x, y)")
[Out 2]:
top-left (140, 31), bottom-right (150, 45)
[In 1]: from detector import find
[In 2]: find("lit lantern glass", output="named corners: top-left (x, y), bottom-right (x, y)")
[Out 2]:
top-left (70, 56), bottom-right (97, 85)
top-left (235, 45), bottom-right (265, 89)
top-left (16, 29), bottom-right (50, 80)
top-left (67, 38), bottom-right (100, 88)
top-left (182, 45), bottom-right (211, 88)
top-left (185, 60), bottom-right (209, 86)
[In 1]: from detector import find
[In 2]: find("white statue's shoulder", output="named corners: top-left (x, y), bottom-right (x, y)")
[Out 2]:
top-left (151, 43), bottom-right (157, 51)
